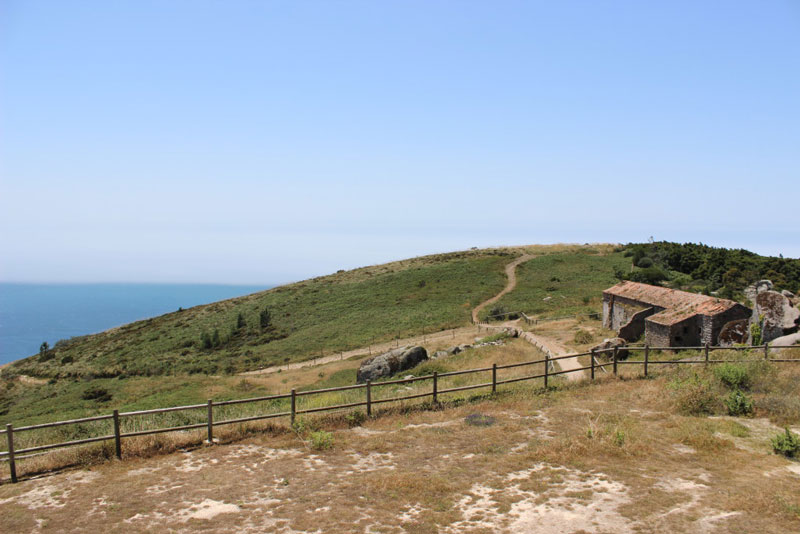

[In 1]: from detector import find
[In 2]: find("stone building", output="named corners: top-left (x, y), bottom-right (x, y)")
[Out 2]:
top-left (602, 281), bottom-right (751, 347)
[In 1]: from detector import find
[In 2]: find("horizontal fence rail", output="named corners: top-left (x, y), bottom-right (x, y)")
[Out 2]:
top-left (1, 343), bottom-right (798, 482)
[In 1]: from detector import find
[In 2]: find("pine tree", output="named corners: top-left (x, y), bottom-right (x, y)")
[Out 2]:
top-left (259, 308), bottom-right (271, 329)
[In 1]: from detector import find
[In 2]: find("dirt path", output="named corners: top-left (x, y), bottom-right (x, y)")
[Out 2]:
top-left (242, 326), bottom-right (482, 376)
top-left (244, 254), bottom-right (535, 377)
top-left (471, 254), bottom-right (535, 324)
top-left (483, 319), bottom-right (586, 381)
top-left (519, 331), bottom-right (585, 381)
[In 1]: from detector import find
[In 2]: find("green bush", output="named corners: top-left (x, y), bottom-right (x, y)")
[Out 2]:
top-left (750, 320), bottom-right (762, 346)
top-left (714, 363), bottom-right (752, 390)
top-left (309, 430), bottom-right (334, 450)
top-left (771, 428), bottom-right (800, 458)
top-left (725, 389), bottom-right (754, 416)
top-left (81, 386), bottom-right (112, 403)
top-left (675, 379), bottom-right (717, 416)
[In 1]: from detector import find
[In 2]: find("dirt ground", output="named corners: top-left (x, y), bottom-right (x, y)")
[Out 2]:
top-left (2, 374), bottom-right (799, 533)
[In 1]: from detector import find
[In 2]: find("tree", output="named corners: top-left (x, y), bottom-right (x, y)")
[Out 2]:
top-left (259, 308), bottom-right (272, 329)
top-left (39, 342), bottom-right (49, 357)
top-left (201, 332), bottom-right (212, 350)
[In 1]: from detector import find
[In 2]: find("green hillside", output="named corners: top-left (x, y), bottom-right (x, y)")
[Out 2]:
top-left (7, 249), bottom-right (515, 379)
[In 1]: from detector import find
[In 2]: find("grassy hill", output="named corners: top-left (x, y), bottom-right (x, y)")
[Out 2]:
top-left (1, 244), bottom-right (628, 425)
top-left (8, 249), bottom-right (515, 379)
top-left (4, 242), bottom-right (793, 428)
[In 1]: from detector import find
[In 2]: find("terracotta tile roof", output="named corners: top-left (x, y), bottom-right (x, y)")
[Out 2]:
top-left (603, 281), bottom-right (740, 325)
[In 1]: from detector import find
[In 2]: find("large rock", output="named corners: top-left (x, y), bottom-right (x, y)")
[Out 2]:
top-left (744, 280), bottom-right (774, 304)
top-left (771, 332), bottom-right (800, 347)
top-left (755, 290), bottom-right (800, 343)
top-left (356, 346), bottom-right (428, 383)
top-left (718, 319), bottom-right (749, 346)
top-left (591, 337), bottom-right (629, 360)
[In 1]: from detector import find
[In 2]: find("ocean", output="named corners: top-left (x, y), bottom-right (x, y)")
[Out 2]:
top-left (0, 283), bottom-right (270, 365)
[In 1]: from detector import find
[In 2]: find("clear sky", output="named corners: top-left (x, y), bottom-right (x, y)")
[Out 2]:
top-left (1, 1), bottom-right (798, 284)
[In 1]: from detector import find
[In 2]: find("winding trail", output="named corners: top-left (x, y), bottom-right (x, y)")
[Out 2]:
top-left (471, 254), bottom-right (535, 324)
top-left (244, 252), bottom-right (587, 380)
top-left (471, 253), bottom-right (586, 381)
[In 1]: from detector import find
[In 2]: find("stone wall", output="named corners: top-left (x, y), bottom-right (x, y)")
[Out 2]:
top-left (603, 294), bottom-right (656, 331)
top-left (618, 307), bottom-right (655, 342)
top-left (645, 321), bottom-right (671, 347)
top-left (702, 303), bottom-right (751, 345)
top-left (669, 316), bottom-right (701, 347)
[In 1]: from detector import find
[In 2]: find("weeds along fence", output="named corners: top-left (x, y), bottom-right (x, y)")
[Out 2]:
top-left (2, 344), bottom-right (799, 483)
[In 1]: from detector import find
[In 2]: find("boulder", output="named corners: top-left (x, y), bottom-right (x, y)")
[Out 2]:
top-left (755, 290), bottom-right (800, 343)
top-left (744, 280), bottom-right (774, 304)
top-left (432, 350), bottom-right (449, 359)
top-left (591, 337), bottom-right (629, 360)
top-left (771, 332), bottom-right (800, 347)
top-left (356, 346), bottom-right (428, 383)
top-left (718, 319), bottom-right (749, 346)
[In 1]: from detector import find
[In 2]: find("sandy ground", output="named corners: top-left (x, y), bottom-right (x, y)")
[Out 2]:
top-left (2, 380), bottom-right (799, 533)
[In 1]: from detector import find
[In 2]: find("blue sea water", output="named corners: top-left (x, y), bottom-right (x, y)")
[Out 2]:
top-left (0, 283), bottom-right (270, 365)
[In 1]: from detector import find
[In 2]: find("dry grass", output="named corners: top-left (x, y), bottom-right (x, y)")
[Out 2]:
top-left (2, 367), bottom-right (799, 533)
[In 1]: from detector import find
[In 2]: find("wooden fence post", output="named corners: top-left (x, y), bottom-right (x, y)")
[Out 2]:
top-left (590, 349), bottom-right (596, 380)
top-left (290, 389), bottom-right (296, 426)
top-left (764, 343), bottom-right (769, 360)
top-left (432, 372), bottom-right (438, 404)
top-left (704, 343), bottom-right (710, 366)
top-left (6, 424), bottom-right (16, 483)
top-left (492, 363), bottom-right (497, 393)
top-left (206, 400), bottom-right (214, 443)
top-left (366, 380), bottom-right (372, 417)
top-left (613, 347), bottom-right (618, 376)
top-left (644, 345), bottom-right (649, 378)
top-left (544, 355), bottom-right (549, 389)
top-left (113, 409), bottom-right (122, 459)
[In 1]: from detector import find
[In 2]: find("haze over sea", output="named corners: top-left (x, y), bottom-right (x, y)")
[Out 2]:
top-left (0, 283), bottom-right (268, 365)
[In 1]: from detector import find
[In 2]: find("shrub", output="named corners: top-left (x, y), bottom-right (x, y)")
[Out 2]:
top-left (309, 430), bottom-right (334, 450)
top-left (345, 410), bottom-right (366, 427)
top-left (675, 379), bottom-right (717, 416)
top-left (60, 355), bottom-right (74, 365)
top-left (636, 257), bottom-right (654, 268)
top-left (236, 312), bottom-right (246, 330)
top-left (81, 387), bottom-right (112, 403)
top-left (771, 428), bottom-right (800, 458)
top-left (573, 329), bottom-right (593, 344)
top-left (750, 320), bottom-right (762, 346)
top-left (628, 266), bottom-right (669, 284)
top-left (714, 363), bottom-right (752, 390)
top-left (725, 389), bottom-right (754, 416)
top-left (259, 308), bottom-right (272, 329)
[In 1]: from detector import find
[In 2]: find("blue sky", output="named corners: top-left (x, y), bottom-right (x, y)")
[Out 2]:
top-left (1, 1), bottom-right (798, 284)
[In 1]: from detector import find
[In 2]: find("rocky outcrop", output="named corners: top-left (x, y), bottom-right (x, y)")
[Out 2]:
top-left (771, 332), bottom-right (800, 347)
top-left (591, 337), bottom-right (629, 360)
top-left (744, 280), bottom-right (774, 304)
top-left (718, 319), bottom-right (749, 346)
top-left (756, 290), bottom-right (800, 343)
top-left (356, 346), bottom-right (428, 383)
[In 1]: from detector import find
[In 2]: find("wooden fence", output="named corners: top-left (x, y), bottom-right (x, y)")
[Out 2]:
top-left (2, 343), bottom-right (798, 483)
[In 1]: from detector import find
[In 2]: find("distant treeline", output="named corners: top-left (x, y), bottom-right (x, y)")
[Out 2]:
top-left (621, 242), bottom-right (800, 298)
